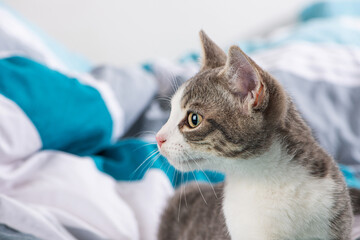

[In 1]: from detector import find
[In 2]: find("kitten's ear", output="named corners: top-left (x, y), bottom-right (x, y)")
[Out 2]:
top-left (199, 30), bottom-right (226, 70)
top-left (224, 46), bottom-right (265, 109)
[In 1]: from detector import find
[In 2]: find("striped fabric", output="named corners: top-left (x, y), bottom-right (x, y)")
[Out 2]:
top-left (0, 5), bottom-right (222, 239)
top-left (0, 0), bottom-right (360, 240)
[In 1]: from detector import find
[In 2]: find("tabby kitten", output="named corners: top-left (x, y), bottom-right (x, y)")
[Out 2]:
top-left (156, 31), bottom-right (356, 240)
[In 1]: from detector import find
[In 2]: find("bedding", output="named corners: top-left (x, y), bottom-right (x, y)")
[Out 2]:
top-left (0, 0), bottom-right (360, 239)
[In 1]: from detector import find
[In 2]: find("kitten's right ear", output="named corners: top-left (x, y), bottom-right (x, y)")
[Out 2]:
top-left (199, 30), bottom-right (226, 70)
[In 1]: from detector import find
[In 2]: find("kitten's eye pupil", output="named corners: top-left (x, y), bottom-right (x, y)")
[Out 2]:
top-left (188, 112), bottom-right (203, 128)
top-left (192, 114), bottom-right (198, 125)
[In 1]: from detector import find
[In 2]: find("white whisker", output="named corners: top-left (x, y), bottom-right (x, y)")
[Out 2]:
top-left (132, 142), bottom-right (158, 152)
top-left (183, 151), bottom-right (219, 199)
top-left (187, 162), bottom-right (208, 205)
top-left (130, 149), bottom-right (159, 178)
top-left (184, 173), bottom-right (189, 207)
top-left (193, 159), bottom-right (219, 199)
top-left (177, 172), bottom-right (183, 222)
top-left (137, 153), bottom-right (161, 178)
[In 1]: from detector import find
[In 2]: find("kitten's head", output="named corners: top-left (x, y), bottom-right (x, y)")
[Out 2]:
top-left (156, 31), bottom-right (288, 173)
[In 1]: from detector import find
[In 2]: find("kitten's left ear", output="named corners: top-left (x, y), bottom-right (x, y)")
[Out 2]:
top-left (224, 46), bottom-right (266, 110)
top-left (199, 30), bottom-right (227, 70)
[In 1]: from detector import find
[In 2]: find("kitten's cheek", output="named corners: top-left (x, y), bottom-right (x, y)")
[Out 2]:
top-left (159, 147), bottom-right (177, 166)
top-left (158, 146), bottom-right (168, 158)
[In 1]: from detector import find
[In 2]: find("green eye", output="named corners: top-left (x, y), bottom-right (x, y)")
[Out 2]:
top-left (188, 112), bottom-right (203, 128)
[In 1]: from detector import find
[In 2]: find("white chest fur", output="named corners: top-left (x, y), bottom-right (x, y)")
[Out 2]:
top-left (222, 146), bottom-right (335, 240)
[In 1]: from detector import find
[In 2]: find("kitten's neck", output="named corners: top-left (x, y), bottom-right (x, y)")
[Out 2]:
top-left (224, 141), bottom-right (295, 182)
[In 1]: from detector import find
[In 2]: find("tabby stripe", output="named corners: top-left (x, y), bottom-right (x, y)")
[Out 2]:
top-left (183, 124), bottom-right (217, 142)
top-left (207, 119), bottom-right (243, 144)
top-left (191, 141), bottom-right (212, 146)
top-left (181, 90), bottom-right (192, 108)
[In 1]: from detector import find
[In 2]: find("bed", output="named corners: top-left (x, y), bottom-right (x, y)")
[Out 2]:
top-left (0, 0), bottom-right (359, 239)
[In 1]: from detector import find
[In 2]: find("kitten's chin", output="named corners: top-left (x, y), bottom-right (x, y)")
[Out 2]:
top-left (167, 157), bottom-right (206, 172)
top-left (167, 159), bottom-right (191, 172)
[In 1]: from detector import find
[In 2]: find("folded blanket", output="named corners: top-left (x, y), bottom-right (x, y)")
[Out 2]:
top-left (0, 56), bottom-right (223, 240)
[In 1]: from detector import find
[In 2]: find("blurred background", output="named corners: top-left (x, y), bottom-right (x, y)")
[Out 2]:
top-left (1, 1), bottom-right (360, 240)
top-left (3, 0), bottom-right (314, 66)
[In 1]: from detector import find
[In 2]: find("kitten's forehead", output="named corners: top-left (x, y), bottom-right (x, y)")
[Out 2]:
top-left (180, 68), bottom-right (226, 109)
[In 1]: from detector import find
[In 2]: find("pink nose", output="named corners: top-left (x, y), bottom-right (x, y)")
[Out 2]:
top-left (156, 134), bottom-right (167, 148)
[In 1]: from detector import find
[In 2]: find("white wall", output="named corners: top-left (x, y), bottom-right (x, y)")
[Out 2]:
top-left (3, 0), bottom-right (314, 66)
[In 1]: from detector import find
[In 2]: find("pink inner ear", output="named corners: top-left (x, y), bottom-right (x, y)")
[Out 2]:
top-left (252, 83), bottom-right (264, 107)
top-left (226, 46), bottom-right (259, 99)
top-left (229, 66), bottom-right (258, 98)
top-left (237, 70), bottom-right (258, 98)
